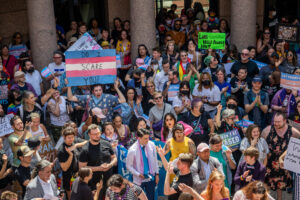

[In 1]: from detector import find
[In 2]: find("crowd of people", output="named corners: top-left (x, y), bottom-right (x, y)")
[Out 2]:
top-left (0, 2), bottom-right (300, 200)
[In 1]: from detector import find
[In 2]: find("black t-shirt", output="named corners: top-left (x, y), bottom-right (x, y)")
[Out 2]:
top-left (181, 111), bottom-right (211, 146)
top-left (210, 67), bottom-right (218, 82)
top-left (58, 142), bottom-right (79, 173)
top-left (15, 165), bottom-right (31, 197)
top-left (168, 168), bottom-right (193, 200)
top-left (70, 178), bottom-right (93, 200)
top-left (230, 60), bottom-right (259, 79)
top-left (79, 140), bottom-right (114, 188)
top-left (17, 105), bottom-right (44, 124)
top-left (230, 76), bottom-right (252, 107)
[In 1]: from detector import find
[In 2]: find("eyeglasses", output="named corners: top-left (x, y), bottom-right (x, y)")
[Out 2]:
top-left (264, 32), bottom-right (271, 34)
top-left (241, 53), bottom-right (249, 56)
top-left (287, 54), bottom-right (293, 57)
top-left (154, 96), bottom-right (163, 100)
top-left (53, 56), bottom-right (62, 59)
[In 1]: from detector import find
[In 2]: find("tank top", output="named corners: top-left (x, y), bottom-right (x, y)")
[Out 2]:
top-left (30, 125), bottom-right (45, 140)
top-left (170, 137), bottom-right (190, 161)
top-left (49, 97), bottom-right (70, 127)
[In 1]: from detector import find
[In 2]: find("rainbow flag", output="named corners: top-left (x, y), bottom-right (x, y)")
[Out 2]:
top-left (65, 49), bottom-right (117, 87)
top-left (176, 60), bottom-right (190, 81)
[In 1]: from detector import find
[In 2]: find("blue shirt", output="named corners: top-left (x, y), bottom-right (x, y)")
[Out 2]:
top-left (214, 81), bottom-right (231, 94)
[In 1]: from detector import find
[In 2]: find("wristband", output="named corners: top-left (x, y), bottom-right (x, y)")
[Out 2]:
top-left (240, 175), bottom-right (244, 181)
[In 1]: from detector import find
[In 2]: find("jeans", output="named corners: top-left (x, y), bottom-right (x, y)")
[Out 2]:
top-left (141, 179), bottom-right (155, 200)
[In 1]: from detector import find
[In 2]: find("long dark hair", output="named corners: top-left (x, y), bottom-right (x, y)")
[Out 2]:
top-left (138, 44), bottom-right (150, 57)
top-left (162, 113), bottom-right (177, 140)
top-left (179, 81), bottom-right (190, 97)
top-left (245, 124), bottom-right (260, 144)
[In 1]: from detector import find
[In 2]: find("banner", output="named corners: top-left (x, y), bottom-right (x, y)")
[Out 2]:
top-left (198, 32), bottom-right (226, 49)
top-left (67, 32), bottom-right (102, 51)
top-left (252, 60), bottom-right (268, 69)
top-left (168, 84), bottom-right (180, 102)
top-left (219, 129), bottom-right (241, 149)
top-left (284, 137), bottom-right (300, 174)
top-left (153, 140), bottom-right (170, 197)
top-left (39, 139), bottom-right (56, 162)
top-left (117, 145), bottom-right (133, 181)
top-left (236, 119), bottom-right (254, 128)
top-left (0, 114), bottom-right (14, 137)
top-left (280, 73), bottom-right (300, 90)
top-left (65, 49), bottom-right (117, 86)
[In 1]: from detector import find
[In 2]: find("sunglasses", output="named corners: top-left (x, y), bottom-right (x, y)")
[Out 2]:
top-left (154, 96), bottom-right (163, 100)
top-left (241, 53), bottom-right (249, 56)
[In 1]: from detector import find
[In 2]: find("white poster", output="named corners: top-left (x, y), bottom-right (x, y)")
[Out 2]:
top-left (284, 137), bottom-right (300, 174)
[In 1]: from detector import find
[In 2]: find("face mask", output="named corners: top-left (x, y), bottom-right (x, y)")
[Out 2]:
top-left (181, 90), bottom-right (190, 96)
top-left (227, 104), bottom-right (237, 110)
top-left (27, 68), bottom-right (34, 73)
top-left (202, 80), bottom-right (211, 86)
top-left (16, 95), bottom-right (22, 102)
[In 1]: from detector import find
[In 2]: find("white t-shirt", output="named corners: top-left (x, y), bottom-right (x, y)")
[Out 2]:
top-left (154, 71), bottom-right (168, 92)
top-left (47, 62), bottom-right (66, 85)
top-left (192, 84), bottom-right (221, 112)
top-left (25, 70), bottom-right (43, 96)
top-left (172, 95), bottom-right (191, 113)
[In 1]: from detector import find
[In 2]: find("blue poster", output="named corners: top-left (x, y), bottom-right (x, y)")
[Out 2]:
top-left (117, 145), bottom-right (132, 181)
top-left (153, 140), bottom-right (170, 197)
top-left (219, 129), bottom-right (241, 149)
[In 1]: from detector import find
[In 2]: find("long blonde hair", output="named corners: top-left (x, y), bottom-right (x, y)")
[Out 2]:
top-left (205, 170), bottom-right (227, 200)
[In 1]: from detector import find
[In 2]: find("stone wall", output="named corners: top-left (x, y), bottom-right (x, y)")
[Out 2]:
top-left (107, 0), bottom-right (130, 31)
top-left (0, 0), bottom-right (29, 45)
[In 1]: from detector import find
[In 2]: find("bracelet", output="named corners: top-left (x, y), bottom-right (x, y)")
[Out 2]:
top-left (240, 175), bottom-right (244, 181)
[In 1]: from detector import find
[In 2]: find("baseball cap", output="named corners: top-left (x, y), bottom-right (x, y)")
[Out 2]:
top-left (197, 143), bottom-right (209, 152)
top-left (92, 107), bottom-right (106, 119)
top-left (252, 76), bottom-right (262, 83)
top-left (17, 146), bottom-right (34, 158)
top-left (14, 71), bottom-right (25, 78)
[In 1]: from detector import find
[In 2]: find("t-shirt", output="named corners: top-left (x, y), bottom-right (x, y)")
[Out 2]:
top-left (230, 60), bottom-right (259, 79)
top-left (15, 164), bottom-right (31, 197)
top-left (168, 168), bottom-right (193, 200)
top-left (210, 146), bottom-right (229, 189)
top-left (192, 84), bottom-right (221, 112)
top-left (76, 94), bottom-right (118, 122)
top-left (17, 105), bottom-right (44, 124)
top-left (47, 62), bottom-right (66, 85)
top-left (70, 178), bottom-right (93, 200)
top-left (181, 111), bottom-right (211, 146)
top-left (8, 132), bottom-right (32, 167)
top-left (0, 150), bottom-right (12, 189)
top-left (25, 70), bottom-right (43, 96)
top-left (79, 140), bottom-right (114, 189)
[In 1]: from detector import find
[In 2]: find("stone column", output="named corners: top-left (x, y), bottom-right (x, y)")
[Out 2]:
top-left (130, 0), bottom-right (156, 61)
top-left (231, 0), bottom-right (257, 51)
top-left (27, 0), bottom-right (57, 71)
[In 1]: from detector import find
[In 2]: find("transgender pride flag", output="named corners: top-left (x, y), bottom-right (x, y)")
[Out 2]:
top-left (65, 49), bottom-right (117, 87)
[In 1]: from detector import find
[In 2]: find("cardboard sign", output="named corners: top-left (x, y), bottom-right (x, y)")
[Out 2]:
top-left (252, 60), bottom-right (268, 69)
top-left (219, 129), bottom-right (241, 149)
top-left (280, 73), bottom-right (300, 90)
top-left (198, 32), bottom-right (226, 49)
top-left (39, 139), bottom-right (56, 162)
top-left (0, 114), bottom-right (14, 137)
top-left (65, 49), bottom-right (117, 86)
top-left (67, 32), bottom-right (102, 51)
top-left (284, 137), bottom-right (300, 173)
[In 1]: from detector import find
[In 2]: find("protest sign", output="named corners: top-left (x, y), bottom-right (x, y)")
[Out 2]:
top-left (168, 84), bottom-right (180, 102)
top-left (41, 67), bottom-right (52, 78)
top-left (280, 73), bottom-right (300, 90)
top-left (117, 145), bottom-right (133, 181)
top-left (0, 114), bottom-right (14, 137)
top-left (284, 137), bottom-right (300, 174)
top-left (153, 140), bottom-right (170, 197)
top-left (198, 32), bottom-right (226, 49)
top-left (252, 60), bottom-right (268, 69)
top-left (39, 139), bottom-right (56, 162)
top-left (219, 129), bottom-right (241, 149)
top-left (65, 49), bottom-right (117, 86)
top-left (236, 119), bottom-right (254, 128)
top-left (67, 32), bottom-right (102, 51)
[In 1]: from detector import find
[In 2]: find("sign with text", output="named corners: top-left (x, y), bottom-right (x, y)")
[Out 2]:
top-left (284, 137), bottom-right (300, 174)
top-left (65, 49), bottom-right (117, 86)
top-left (236, 119), bottom-right (254, 128)
top-left (67, 32), bottom-right (102, 51)
top-left (198, 32), bottom-right (226, 49)
top-left (0, 114), bottom-right (14, 137)
top-left (280, 73), bottom-right (300, 90)
top-left (117, 145), bottom-right (133, 181)
top-left (39, 139), bottom-right (56, 162)
top-left (219, 129), bottom-right (241, 149)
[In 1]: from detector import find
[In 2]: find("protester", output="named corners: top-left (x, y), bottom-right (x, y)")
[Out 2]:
top-left (1, 45), bottom-right (18, 81)
top-left (126, 128), bottom-right (159, 200)
top-left (161, 113), bottom-right (176, 142)
top-left (233, 181), bottom-right (275, 200)
top-left (11, 71), bottom-right (37, 97)
top-left (112, 113), bottom-right (133, 148)
top-left (0, 138), bottom-right (13, 194)
top-left (172, 81), bottom-right (192, 118)
top-left (23, 60), bottom-right (43, 97)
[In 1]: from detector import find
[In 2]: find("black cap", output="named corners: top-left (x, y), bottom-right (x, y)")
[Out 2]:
top-left (271, 52), bottom-right (279, 59)
top-left (28, 137), bottom-right (41, 149)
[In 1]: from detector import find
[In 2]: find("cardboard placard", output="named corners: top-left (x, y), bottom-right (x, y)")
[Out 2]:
top-left (198, 32), bottom-right (226, 49)
top-left (284, 137), bottom-right (300, 174)
top-left (219, 129), bottom-right (241, 149)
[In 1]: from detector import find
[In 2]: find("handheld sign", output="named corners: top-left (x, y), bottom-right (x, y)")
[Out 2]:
top-left (67, 32), bottom-right (102, 51)
top-left (117, 145), bottom-right (133, 181)
top-left (219, 129), bottom-right (241, 149)
top-left (0, 114), bottom-right (14, 137)
top-left (65, 49), bottom-right (117, 87)
top-left (39, 139), bottom-right (56, 162)
top-left (284, 137), bottom-right (300, 174)
top-left (41, 67), bottom-right (52, 78)
top-left (198, 32), bottom-right (226, 49)
top-left (280, 73), bottom-right (300, 90)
